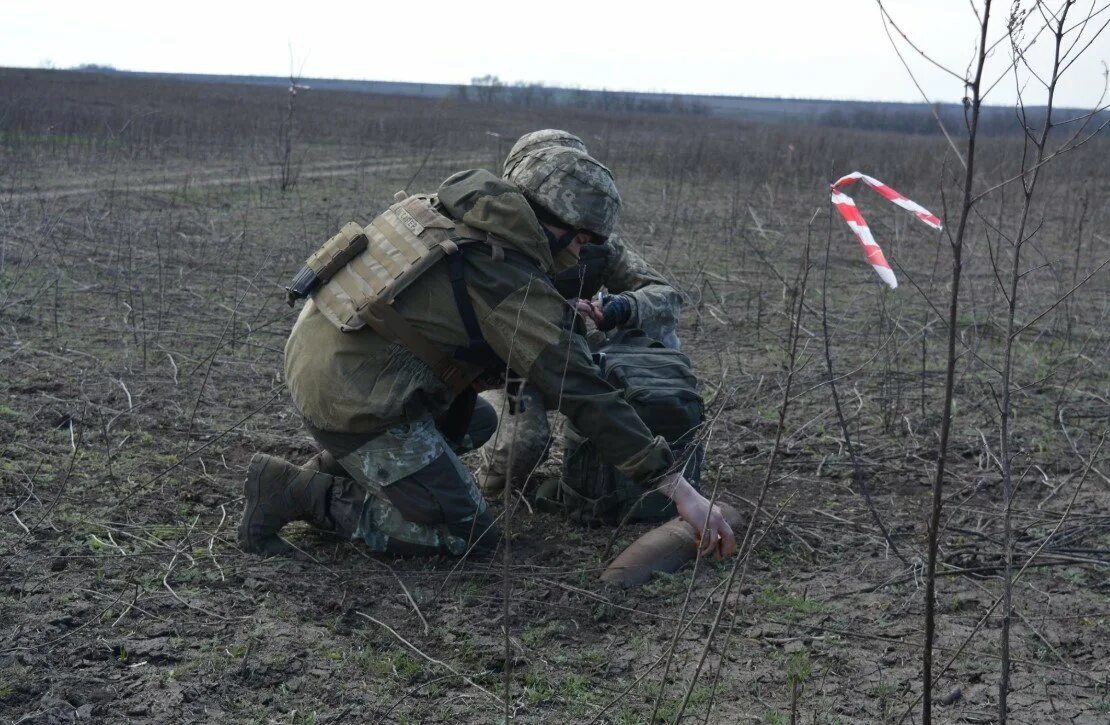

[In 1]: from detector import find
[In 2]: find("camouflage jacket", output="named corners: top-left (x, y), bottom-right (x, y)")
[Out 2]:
top-left (284, 170), bottom-right (673, 485)
top-left (553, 235), bottom-right (682, 342)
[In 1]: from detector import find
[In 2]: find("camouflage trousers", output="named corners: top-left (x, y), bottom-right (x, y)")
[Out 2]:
top-left (309, 397), bottom-right (500, 556)
top-left (477, 329), bottom-right (682, 490)
top-left (476, 385), bottom-right (552, 491)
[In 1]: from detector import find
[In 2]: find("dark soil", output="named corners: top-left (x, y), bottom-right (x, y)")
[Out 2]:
top-left (1, 70), bottom-right (1107, 724)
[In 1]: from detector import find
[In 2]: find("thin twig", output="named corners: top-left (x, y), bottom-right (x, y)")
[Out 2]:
top-left (896, 432), bottom-right (1105, 723)
top-left (356, 612), bottom-right (504, 708)
top-left (821, 207), bottom-right (909, 566)
top-left (674, 225), bottom-right (811, 723)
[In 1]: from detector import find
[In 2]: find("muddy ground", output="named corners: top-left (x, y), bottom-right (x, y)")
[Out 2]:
top-left (1, 70), bottom-right (1108, 723)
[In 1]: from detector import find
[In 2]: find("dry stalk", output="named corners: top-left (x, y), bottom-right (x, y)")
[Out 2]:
top-left (278, 44), bottom-right (306, 192)
top-left (647, 466), bottom-right (725, 722)
top-left (673, 225), bottom-right (811, 723)
top-left (16, 409), bottom-right (85, 542)
top-left (356, 612), bottom-right (505, 709)
top-left (820, 208), bottom-right (910, 566)
top-left (917, 4), bottom-right (993, 721)
top-left (111, 387), bottom-right (286, 511)
top-left (496, 278), bottom-right (534, 722)
top-left (997, 5), bottom-right (1075, 717)
top-left (896, 432), bottom-right (1104, 723)
top-left (586, 498), bottom-right (792, 724)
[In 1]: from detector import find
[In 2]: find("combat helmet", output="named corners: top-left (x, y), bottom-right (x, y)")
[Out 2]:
top-left (505, 147), bottom-right (620, 241)
top-left (503, 129), bottom-right (588, 177)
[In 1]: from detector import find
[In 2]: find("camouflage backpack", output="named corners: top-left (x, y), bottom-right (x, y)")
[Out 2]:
top-left (542, 329), bottom-right (704, 525)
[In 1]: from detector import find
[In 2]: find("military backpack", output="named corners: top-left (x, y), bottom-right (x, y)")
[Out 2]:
top-left (543, 329), bottom-right (704, 526)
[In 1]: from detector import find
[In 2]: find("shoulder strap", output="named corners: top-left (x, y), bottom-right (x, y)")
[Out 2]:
top-left (446, 242), bottom-right (503, 370)
top-left (357, 299), bottom-right (475, 395)
top-left (355, 235), bottom-right (505, 394)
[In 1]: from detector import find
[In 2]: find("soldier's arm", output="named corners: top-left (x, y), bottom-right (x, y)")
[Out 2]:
top-left (603, 234), bottom-right (671, 292)
top-left (478, 273), bottom-right (735, 557)
top-left (601, 235), bottom-right (683, 332)
top-left (478, 277), bottom-right (673, 484)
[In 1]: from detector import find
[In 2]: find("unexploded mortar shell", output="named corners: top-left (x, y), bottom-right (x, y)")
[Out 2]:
top-left (600, 503), bottom-right (745, 588)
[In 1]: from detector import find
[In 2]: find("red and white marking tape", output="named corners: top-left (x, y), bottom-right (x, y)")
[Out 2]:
top-left (830, 172), bottom-right (942, 289)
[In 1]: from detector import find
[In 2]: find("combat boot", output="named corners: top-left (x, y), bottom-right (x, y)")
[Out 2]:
top-left (239, 453), bottom-right (360, 556)
top-left (302, 448), bottom-right (347, 477)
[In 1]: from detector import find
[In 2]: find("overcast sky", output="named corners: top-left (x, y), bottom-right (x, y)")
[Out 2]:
top-left (3, 1), bottom-right (1107, 108)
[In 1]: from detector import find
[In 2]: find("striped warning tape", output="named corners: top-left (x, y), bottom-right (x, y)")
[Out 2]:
top-left (830, 172), bottom-right (942, 289)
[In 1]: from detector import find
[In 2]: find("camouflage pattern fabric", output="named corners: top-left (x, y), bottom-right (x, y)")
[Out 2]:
top-left (603, 234), bottom-right (683, 348)
top-left (335, 419), bottom-right (496, 556)
top-left (476, 232), bottom-right (684, 489)
top-left (477, 236), bottom-right (684, 487)
top-left (503, 130), bottom-right (587, 179)
top-left (340, 419), bottom-right (448, 484)
top-left (503, 148), bottom-right (621, 239)
top-left (500, 131), bottom-right (683, 345)
top-left (285, 167), bottom-right (674, 499)
top-left (478, 386), bottom-right (551, 491)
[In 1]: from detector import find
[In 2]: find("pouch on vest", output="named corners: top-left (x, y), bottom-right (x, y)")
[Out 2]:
top-left (286, 192), bottom-right (497, 393)
top-left (540, 329), bottom-right (704, 526)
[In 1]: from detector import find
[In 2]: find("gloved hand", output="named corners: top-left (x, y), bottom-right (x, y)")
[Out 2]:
top-left (597, 294), bottom-right (632, 331)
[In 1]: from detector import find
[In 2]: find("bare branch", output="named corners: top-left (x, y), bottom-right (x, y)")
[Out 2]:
top-left (875, 1), bottom-right (969, 83)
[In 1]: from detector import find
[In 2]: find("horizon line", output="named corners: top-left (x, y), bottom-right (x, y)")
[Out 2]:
top-left (6, 64), bottom-right (1082, 112)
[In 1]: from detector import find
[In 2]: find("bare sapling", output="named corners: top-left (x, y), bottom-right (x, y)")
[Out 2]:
top-left (820, 207), bottom-right (909, 565)
top-left (905, 2), bottom-right (993, 721)
top-left (995, 2), bottom-right (1109, 719)
top-left (675, 226), bottom-right (812, 723)
top-left (877, 2), bottom-right (1110, 721)
top-left (278, 45), bottom-right (308, 192)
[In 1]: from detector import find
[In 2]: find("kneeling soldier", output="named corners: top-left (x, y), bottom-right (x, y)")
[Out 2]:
top-left (239, 149), bottom-right (735, 559)
top-left (478, 130), bottom-right (685, 493)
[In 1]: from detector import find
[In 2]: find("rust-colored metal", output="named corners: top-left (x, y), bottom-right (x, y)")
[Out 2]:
top-left (600, 503), bottom-right (745, 588)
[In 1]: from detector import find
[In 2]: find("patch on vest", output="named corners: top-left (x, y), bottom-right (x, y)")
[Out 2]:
top-left (396, 207), bottom-right (425, 237)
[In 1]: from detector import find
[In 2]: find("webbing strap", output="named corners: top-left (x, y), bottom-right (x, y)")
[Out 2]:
top-left (446, 246), bottom-right (502, 369)
top-left (340, 225), bottom-right (505, 394)
top-left (358, 299), bottom-right (473, 395)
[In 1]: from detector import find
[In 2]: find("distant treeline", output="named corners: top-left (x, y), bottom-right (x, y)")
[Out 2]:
top-left (48, 65), bottom-right (1108, 137)
top-left (815, 102), bottom-right (1098, 137)
top-left (438, 75), bottom-right (1108, 137)
top-left (454, 76), bottom-right (712, 116)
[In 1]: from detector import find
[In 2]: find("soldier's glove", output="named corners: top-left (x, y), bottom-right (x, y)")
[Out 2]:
top-left (597, 294), bottom-right (632, 331)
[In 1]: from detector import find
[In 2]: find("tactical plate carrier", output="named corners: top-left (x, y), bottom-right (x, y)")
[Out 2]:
top-left (286, 191), bottom-right (501, 393)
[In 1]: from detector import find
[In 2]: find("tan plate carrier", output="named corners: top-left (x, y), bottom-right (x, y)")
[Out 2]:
top-left (301, 191), bottom-right (490, 394)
